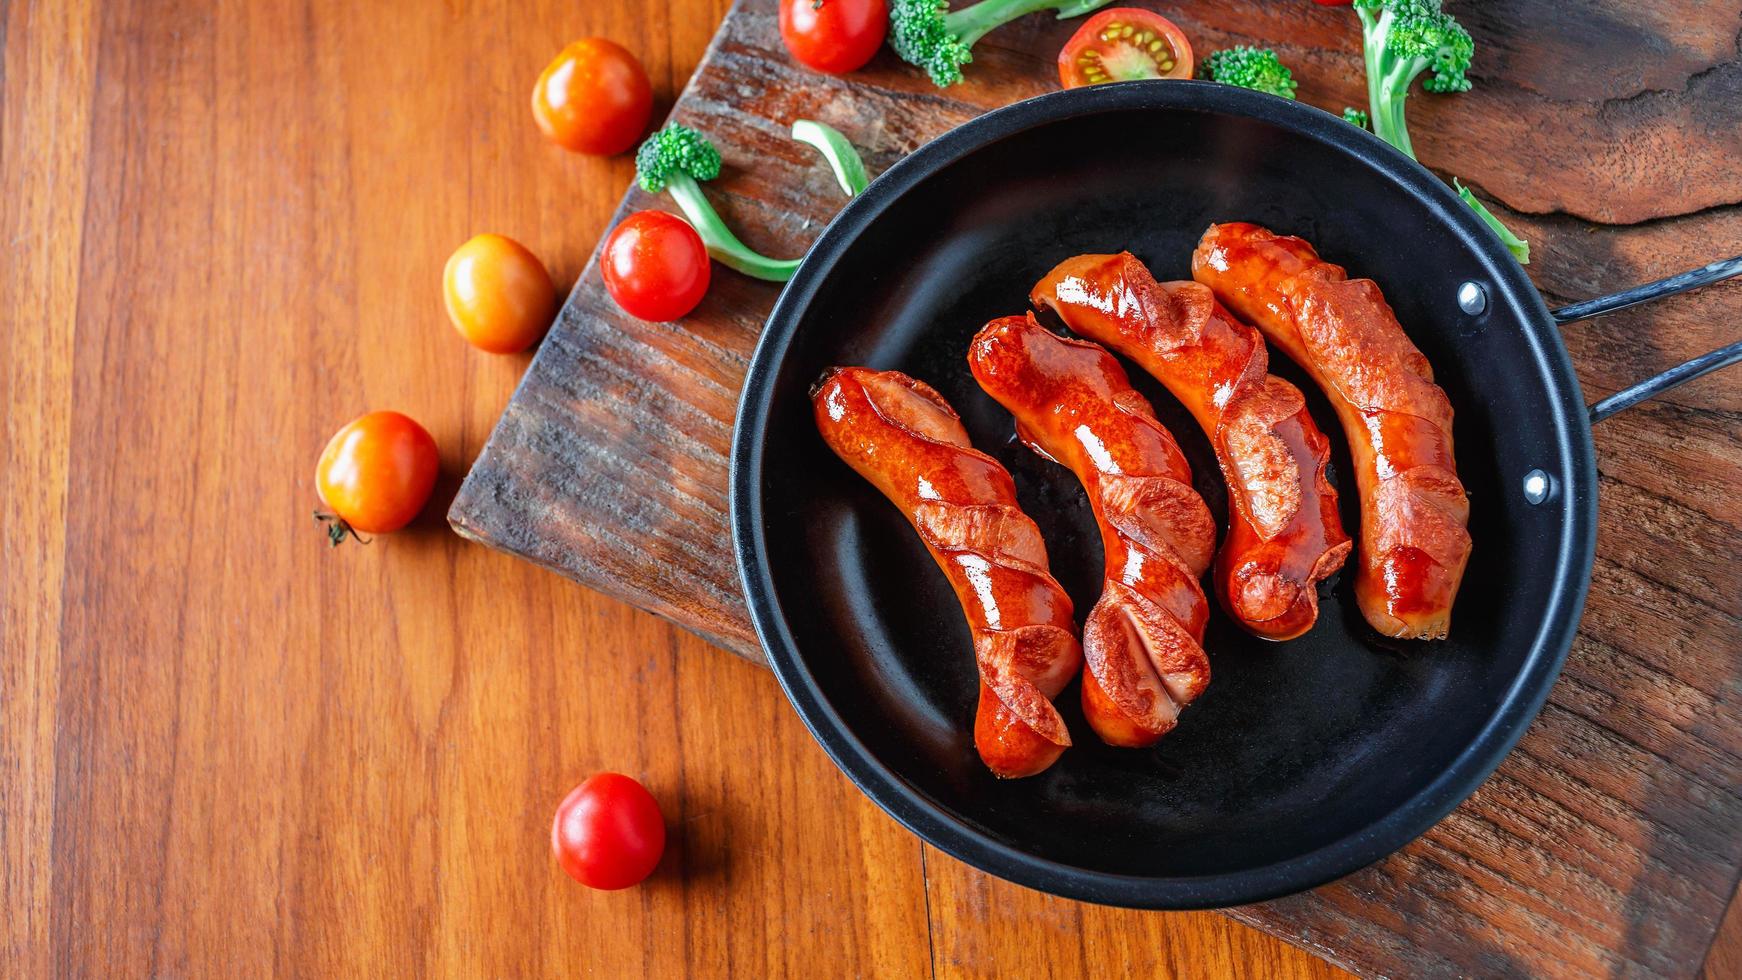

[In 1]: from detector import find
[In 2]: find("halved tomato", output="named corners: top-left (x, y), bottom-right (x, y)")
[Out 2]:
top-left (1058, 8), bottom-right (1194, 88)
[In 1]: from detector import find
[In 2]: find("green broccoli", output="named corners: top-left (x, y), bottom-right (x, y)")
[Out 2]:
top-left (1342, 107), bottom-right (1369, 129)
top-left (636, 122), bottom-right (866, 282)
top-left (1342, 0), bottom-right (1527, 263)
top-left (1352, 0), bottom-right (1471, 158)
top-left (1455, 180), bottom-right (1531, 263)
top-left (890, 0), bottom-right (1114, 87)
top-left (791, 119), bottom-right (869, 198)
top-left (1199, 46), bottom-right (1298, 99)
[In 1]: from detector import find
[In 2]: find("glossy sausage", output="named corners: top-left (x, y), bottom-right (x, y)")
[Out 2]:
top-left (812, 366), bottom-right (1082, 777)
top-left (1032, 253), bottom-right (1351, 641)
top-left (969, 315), bottom-right (1216, 746)
top-left (1192, 222), bottom-right (1471, 639)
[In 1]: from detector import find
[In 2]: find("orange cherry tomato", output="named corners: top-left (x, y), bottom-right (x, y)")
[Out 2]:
top-left (1058, 9), bottom-right (1194, 88)
top-left (443, 234), bottom-right (557, 354)
top-left (532, 38), bottom-right (653, 156)
top-left (314, 411), bottom-right (440, 543)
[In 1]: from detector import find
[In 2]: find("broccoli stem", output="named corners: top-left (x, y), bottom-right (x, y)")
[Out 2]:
top-left (1349, 1), bottom-right (1530, 264)
top-left (945, 0), bottom-right (1110, 50)
top-left (1051, 0), bottom-right (1108, 13)
top-left (1360, 5), bottom-right (1416, 158)
top-left (1373, 56), bottom-right (1426, 158)
top-left (665, 175), bottom-right (802, 282)
top-left (1456, 181), bottom-right (1531, 265)
top-left (791, 120), bottom-right (869, 198)
top-left (1358, 5), bottom-right (1385, 137)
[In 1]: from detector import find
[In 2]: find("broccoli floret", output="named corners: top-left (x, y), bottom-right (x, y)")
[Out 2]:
top-left (1199, 46), bottom-right (1298, 99)
top-left (634, 123), bottom-right (721, 192)
top-left (1339, 0), bottom-right (1527, 263)
top-left (1350, 0), bottom-right (1472, 158)
top-left (1342, 107), bottom-right (1370, 128)
top-left (891, 0), bottom-right (1114, 87)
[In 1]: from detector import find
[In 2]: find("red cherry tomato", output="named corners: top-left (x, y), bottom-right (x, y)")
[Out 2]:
top-left (600, 210), bottom-right (711, 322)
top-left (314, 411), bottom-right (440, 541)
top-left (1058, 8), bottom-right (1195, 89)
top-left (552, 773), bottom-right (666, 890)
top-left (532, 38), bottom-right (653, 156)
top-left (779, 0), bottom-right (888, 75)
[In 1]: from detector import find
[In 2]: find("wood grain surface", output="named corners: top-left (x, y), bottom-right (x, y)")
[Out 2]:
top-left (446, 0), bottom-right (1742, 977)
top-left (0, 0), bottom-right (1386, 975)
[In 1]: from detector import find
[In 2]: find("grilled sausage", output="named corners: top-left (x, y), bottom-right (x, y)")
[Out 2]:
top-left (1192, 222), bottom-right (1471, 639)
top-left (969, 315), bottom-right (1216, 746)
top-left (1032, 253), bottom-right (1351, 641)
top-left (812, 366), bottom-right (1082, 777)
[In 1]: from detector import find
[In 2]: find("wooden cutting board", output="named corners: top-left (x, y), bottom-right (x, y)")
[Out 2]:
top-left (450, 2), bottom-right (1742, 975)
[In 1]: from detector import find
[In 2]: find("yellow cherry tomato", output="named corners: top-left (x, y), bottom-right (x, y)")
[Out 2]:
top-left (442, 234), bottom-right (557, 354)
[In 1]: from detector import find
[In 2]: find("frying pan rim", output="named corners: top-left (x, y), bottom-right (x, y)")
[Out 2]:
top-left (730, 80), bottom-right (1600, 909)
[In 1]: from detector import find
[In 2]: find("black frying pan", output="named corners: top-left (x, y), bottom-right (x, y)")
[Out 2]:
top-left (729, 82), bottom-right (1740, 908)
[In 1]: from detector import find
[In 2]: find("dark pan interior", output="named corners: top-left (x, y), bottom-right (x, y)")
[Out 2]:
top-left (735, 84), bottom-right (1594, 905)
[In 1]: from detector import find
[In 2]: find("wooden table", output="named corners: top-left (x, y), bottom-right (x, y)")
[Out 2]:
top-left (1, 0), bottom-right (1736, 976)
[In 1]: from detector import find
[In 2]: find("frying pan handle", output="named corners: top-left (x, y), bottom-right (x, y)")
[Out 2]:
top-left (1545, 254), bottom-right (1742, 423)
top-left (1549, 255), bottom-right (1742, 324)
top-left (1587, 341), bottom-right (1742, 423)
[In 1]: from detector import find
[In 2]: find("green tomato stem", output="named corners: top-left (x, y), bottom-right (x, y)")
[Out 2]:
top-left (666, 174), bottom-right (802, 282)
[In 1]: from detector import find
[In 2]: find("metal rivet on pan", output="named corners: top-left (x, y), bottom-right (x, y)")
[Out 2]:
top-left (1457, 281), bottom-right (1488, 315)
top-left (1523, 469), bottom-right (1551, 505)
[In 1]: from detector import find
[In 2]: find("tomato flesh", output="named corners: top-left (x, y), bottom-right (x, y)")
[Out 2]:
top-left (1058, 9), bottom-right (1194, 88)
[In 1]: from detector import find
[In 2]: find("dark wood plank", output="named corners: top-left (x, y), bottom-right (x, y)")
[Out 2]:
top-left (451, 0), bottom-right (1742, 975)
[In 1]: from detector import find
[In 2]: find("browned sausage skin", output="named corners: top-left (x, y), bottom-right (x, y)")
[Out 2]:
top-left (969, 315), bottom-right (1215, 746)
top-left (1192, 222), bottom-right (1471, 639)
top-left (812, 367), bottom-right (1082, 777)
top-left (1031, 254), bottom-right (1351, 641)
